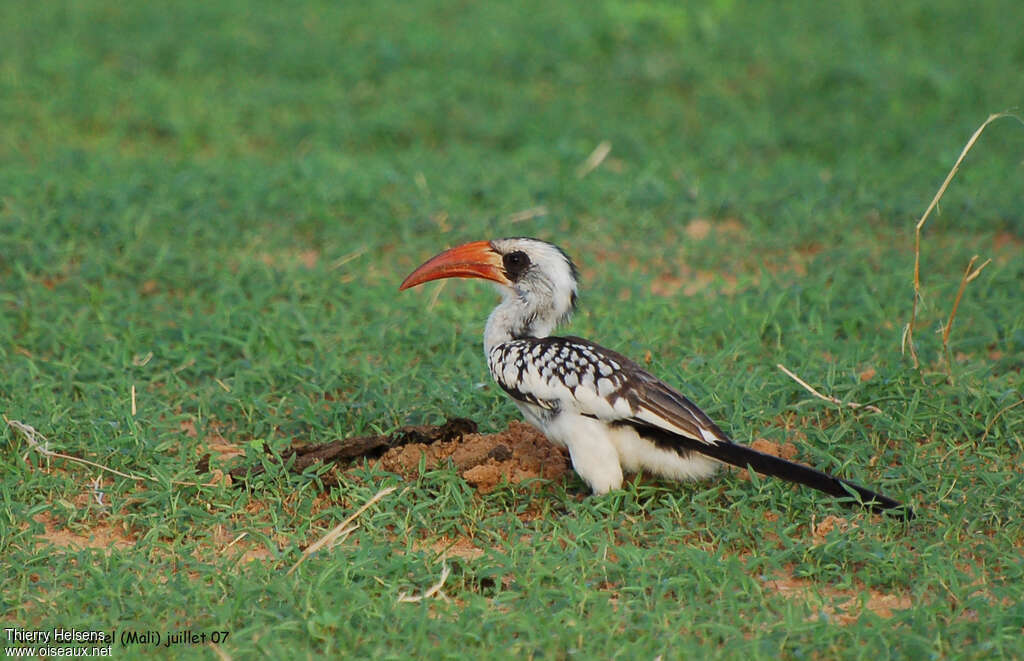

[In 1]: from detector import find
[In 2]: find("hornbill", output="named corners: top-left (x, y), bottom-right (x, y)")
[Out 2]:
top-left (400, 237), bottom-right (913, 519)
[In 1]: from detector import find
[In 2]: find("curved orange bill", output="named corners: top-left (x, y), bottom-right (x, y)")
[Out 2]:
top-left (399, 240), bottom-right (511, 291)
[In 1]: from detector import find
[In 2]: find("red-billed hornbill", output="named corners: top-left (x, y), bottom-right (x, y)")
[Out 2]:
top-left (400, 237), bottom-right (912, 519)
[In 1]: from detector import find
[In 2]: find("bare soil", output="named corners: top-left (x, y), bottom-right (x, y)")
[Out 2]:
top-left (375, 420), bottom-right (570, 492)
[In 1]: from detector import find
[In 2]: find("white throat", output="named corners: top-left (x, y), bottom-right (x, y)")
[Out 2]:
top-left (484, 285), bottom-right (572, 353)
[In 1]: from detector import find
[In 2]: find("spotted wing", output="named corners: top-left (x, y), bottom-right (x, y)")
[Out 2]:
top-left (487, 335), bottom-right (728, 445)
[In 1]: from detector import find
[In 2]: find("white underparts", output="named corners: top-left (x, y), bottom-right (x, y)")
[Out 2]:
top-left (517, 403), bottom-right (719, 494)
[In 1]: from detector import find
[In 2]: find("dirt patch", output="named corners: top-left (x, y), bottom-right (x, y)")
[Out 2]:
top-left (810, 514), bottom-right (854, 545)
top-left (377, 421), bottom-right (570, 493)
top-left (764, 566), bottom-right (912, 624)
top-left (685, 218), bottom-right (713, 241)
top-left (217, 418), bottom-right (571, 493)
top-left (200, 527), bottom-right (276, 564)
top-left (993, 230), bottom-right (1023, 253)
top-left (750, 438), bottom-right (799, 460)
top-left (649, 268), bottom-right (739, 298)
top-left (181, 417), bottom-right (245, 461)
top-left (257, 248), bottom-right (321, 269)
top-left (29, 511), bottom-right (276, 564)
top-left (32, 512), bottom-right (135, 553)
top-left (412, 535), bottom-right (488, 561)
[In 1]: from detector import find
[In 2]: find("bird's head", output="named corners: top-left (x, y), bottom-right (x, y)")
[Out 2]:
top-left (400, 237), bottom-right (580, 339)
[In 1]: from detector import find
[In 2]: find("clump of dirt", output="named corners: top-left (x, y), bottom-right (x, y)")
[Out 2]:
top-left (213, 416), bottom-right (571, 493)
top-left (376, 421), bottom-right (570, 492)
top-left (811, 514), bottom-right (854, 545)
top-left (763, 565), bottom-right (912, 624)
top-left (31, 512), bottom-right (134, 553)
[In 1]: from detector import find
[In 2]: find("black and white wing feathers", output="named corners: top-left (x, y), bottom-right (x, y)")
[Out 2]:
top-left (488, 335), bottom-right (724, 444)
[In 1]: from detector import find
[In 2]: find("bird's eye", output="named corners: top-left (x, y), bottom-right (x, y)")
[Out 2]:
top-left (502, 250), bottom-right (531, 281)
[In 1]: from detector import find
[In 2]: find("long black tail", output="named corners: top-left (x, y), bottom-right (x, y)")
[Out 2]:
top-left (625, 423), bottom-right (914, 520)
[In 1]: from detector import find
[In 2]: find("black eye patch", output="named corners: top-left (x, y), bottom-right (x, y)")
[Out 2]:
top-left (502, 250), bottom-right (531, 281)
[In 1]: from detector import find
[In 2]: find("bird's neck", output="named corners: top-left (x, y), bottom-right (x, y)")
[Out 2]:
top-left (484, 290), bottom-right (564, 352)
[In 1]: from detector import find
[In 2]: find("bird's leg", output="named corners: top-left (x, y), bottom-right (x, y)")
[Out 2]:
top-left (548, 415), bottom-right (624, 494)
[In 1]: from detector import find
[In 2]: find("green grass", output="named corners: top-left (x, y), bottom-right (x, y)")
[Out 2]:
top-left (2, 0), bottom-right (1023, 658)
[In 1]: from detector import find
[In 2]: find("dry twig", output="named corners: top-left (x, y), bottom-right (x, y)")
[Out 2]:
top-left (777, 364), bottom-right (883, 415)
top-left (505, 206), bottom-right (549, 224)
top-left (209, 643), bottom-right (233, 661)
top-left (330, 245), bottom-right (369, 271)
top-left (942, 255), bottom-right (992, 348)
top-left (576, 140), bottom-right (611, 179)
top-left (5, 415), bottom-right (210, 487)
top-left (220, 417), bottom-right (477, 487)
top-left (223, 532), bottom-right (250, 553)
top-left (287, 485), bottom-right (397, 576)
top-left (940, 255), bottom-right (992, 380)
top-left (427, 279), bottom-right (447, 311)
top-left (397, 563), bottom-right (452, 604)
top-left (904, 112), bottom-right (1022, 367)
top-left (980, 398), bottom-right (1024, 445)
